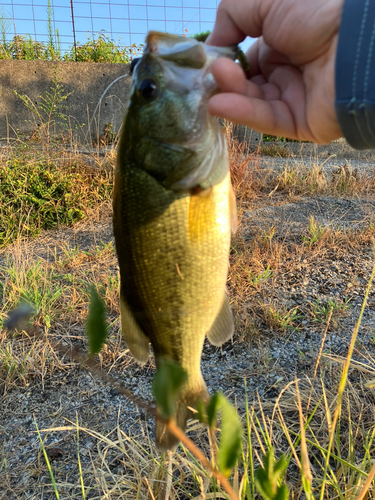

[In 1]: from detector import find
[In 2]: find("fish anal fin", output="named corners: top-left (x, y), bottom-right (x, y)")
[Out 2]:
top-left (207, 294), bottom-right (234, 346)
top-left (120, 294), bottom-right (150, 365)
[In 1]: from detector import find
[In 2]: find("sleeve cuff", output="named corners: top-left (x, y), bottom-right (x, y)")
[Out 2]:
top-left (335, 0), bottom-right (375, 149)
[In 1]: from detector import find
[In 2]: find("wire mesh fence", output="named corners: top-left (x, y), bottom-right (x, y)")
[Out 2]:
top-left (1, 0), bottom-right (219, 55)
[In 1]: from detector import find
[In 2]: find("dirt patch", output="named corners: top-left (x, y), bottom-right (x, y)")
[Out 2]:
top-left (1, 158), bottom-right (375, 498)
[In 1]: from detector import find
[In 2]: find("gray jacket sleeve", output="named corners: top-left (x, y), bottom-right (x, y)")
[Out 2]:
top-left (335, 0), bottom-right (375, 149)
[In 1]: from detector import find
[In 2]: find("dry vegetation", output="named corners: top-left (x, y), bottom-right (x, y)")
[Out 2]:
top-left (1, 125), bottom-right (375, 499)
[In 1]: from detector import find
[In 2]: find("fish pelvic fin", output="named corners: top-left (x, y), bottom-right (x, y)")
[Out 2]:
top-left (207, 293), bottom-right (234, 346)
top-left (155, 378), bottom-right (210, 451)
top-left (120, 293), bottom-right (150, 364)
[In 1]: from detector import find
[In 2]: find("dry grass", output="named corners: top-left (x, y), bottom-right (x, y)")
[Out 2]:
top-left (228, 217), bottom-right (374, 344)
top-left (2, 357), bottom-right (375, 499)
top-left (0, 233), bottom-right (131, 394)
top-left (272, 162), bottom-right (375, 198)
top-left (1, 125), bottom-right (375, 498)
top-left (226, 126), bottom-right (375, 203)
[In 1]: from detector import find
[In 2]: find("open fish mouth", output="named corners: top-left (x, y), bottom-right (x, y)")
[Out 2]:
top-left (145, 30), bottom-right (237, 67)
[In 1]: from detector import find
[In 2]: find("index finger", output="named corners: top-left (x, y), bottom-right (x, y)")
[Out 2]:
top-left (206, 0), bottom-right (266, 47)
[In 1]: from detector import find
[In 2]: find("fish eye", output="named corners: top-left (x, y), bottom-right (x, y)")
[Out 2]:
top-left (130, 57), bottom-right (140, 75)
top-left (138, 79), bottom-right (158, 99)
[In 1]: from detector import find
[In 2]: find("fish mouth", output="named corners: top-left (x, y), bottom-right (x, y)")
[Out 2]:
top-left (145, 133), bottom-right (208, 152)
top-left (145, 31), bottom-right (237, 67)
top-left (149, 137), bottom-right (191, 153)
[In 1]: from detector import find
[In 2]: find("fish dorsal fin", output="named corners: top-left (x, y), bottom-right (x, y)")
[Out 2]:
top-left (120, 294), bottom-right (150, 364)
top-left (207, 293), bottom-right (234, 346)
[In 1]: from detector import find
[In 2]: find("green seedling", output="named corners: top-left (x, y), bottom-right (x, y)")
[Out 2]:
top-left (311, 297), bottom-right (351, 324)
top-left (302, 216), bottom-right (326, 247)
top-left (263, 304), bottom-right (303, 332)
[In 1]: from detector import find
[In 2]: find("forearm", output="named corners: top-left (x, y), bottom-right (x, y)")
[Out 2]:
top-left (335, 0), bottom-right (375, 149)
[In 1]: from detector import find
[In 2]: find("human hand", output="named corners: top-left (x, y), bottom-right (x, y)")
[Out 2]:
top-left (207, 0), bottom-right (344, 144)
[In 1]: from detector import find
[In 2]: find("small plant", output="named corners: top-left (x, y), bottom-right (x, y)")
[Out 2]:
top-left (0, 6), bottom-right (11, 58)
top-left (231, 244), bottom-right (274, 290)
top-left (193, 30), bottom-right (211, 42)
top-left (246, 265), bottom-right (273, 288)
top-left (261, 144), bottom-right (290, 158)
top-left (302, 215), bottom-right (326, 247)
top-left (14, 71), bottom-right (72, 146)
top-left (1, 260), bottom-right (63, 330)
top-left (310, 297), bottom-right (351, 326)
top-left (93, 122), bottom-right (117, 147)
top-left (34, 419), bottom-right (61, 499)
top-left (255, 449), bottom-right (288, 500)
top-left (46, 0), bottom-right (60, 60)
top-left (261, 226), bottom-right (276, 248)
top-left (0, 1), bottom-right (60, 60)
top-left (332, 164), bottom-right (358, 194)
top-left (261, 304), bottom-right (302, 332)
top-left (4, 35), bottom-right (47, 60)
top-left (0, 343), bottom-right (34, 387)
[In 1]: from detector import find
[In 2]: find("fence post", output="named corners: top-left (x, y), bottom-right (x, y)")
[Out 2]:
top-left (70, 0), bottom-right (77, 61)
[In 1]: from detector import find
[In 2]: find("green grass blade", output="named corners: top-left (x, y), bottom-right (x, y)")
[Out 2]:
top-left (76, 414), bottom-right (86, 500)
top-left (245, 382), bottom-right (255, 499)
top-left (319, 261), bottom-right (375, 500)
top-left (34, 417), bottom-right (60, 500)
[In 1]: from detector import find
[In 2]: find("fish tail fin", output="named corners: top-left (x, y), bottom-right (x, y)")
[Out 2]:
top-left (155, 378), bottom-right (210, 451)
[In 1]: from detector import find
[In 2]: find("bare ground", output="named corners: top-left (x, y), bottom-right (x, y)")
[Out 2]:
top-left (1, 153), bottom-right (375, 498)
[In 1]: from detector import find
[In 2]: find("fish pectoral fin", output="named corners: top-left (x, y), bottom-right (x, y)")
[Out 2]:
top-left (207, 293), bottom-right (234, 346)
top-left (120, 294), bottom-right (150, 365)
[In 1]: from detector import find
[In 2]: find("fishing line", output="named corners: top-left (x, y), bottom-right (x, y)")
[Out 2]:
top-left (90, 73), bottom-right (129, 133)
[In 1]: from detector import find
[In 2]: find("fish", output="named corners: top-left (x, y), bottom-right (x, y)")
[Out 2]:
top-left (113, 31), bottom-right (237, 450)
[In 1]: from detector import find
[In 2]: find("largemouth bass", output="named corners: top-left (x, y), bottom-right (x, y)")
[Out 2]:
top-left (113, 31), bottom-right (237, 450)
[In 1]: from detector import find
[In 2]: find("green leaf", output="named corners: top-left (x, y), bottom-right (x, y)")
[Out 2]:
top-left (196, 392), bottom-right (242, 476)
top-left (152, 359), bottom-right (187, 419)
top-left (206, 392), bottom-right (220, 427)
top-left (301, 476), bottom-right (314, 500)
top-left (274, 486), bottom-right (288, 500)
top-left (195, 398), bottom-right (207, 424)
top-left (86, 285), bottom-right (107, 355)
top-left (217, 393), bottom-right (242, 477)
top-left (273, 453), bottom-right (288, 478)
top-left (255, 449), bottom-right (288, 500)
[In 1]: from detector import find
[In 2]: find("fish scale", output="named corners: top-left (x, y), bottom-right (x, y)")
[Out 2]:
top-left (113, 31), bottom-right (237, 449)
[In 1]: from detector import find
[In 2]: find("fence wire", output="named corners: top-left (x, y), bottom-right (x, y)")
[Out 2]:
top-left (1, 0), bottom-right (219, 53)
